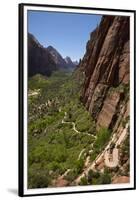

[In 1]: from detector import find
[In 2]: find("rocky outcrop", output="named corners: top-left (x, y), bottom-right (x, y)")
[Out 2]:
top-left (80, 16), bottom-right (130, 130)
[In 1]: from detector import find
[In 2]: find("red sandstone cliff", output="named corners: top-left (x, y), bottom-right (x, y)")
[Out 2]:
top-left (80, 16), bottom-right (130, 130)
top-left (74, 16), bottom-right (130, 183)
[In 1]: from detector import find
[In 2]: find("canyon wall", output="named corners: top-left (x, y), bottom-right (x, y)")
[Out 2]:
top-left (80, 16), bottom-right (130, 130)
top-left (28, 33), bottom-right (57, 77)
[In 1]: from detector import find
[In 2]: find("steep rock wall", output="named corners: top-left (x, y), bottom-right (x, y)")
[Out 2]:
top-left (80, 16), bottom-right (130, 130)
top-left (28, 33), bottom-right (57, 77)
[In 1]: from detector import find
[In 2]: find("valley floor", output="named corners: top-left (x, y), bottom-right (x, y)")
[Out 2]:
top-left (28, 71), bottom-right (130, 189)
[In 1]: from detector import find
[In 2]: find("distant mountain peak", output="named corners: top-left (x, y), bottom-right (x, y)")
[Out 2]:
top-left (28, 33), bottom-right (77, 75)
top-left (47, 45), bottom-right (67, 68)
top-left (65, 56), bottom-right (72, 63)
top-left (47, 46), bottom-right (77, 71)
top-left (73, 60), bottom-right (79, 65)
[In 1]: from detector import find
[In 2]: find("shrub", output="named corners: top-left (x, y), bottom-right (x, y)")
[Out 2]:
top-left (79, 176), bottom-right (88, 185)
top-left (75, 159), bottom-right (84, 174)
top-left (95, 127), bottom-right (111, 148)
top-left (87, 169), bottom-right (100, 184)
top-left (55, 151), bottom-right (67, 162)
top-left (87, 170), bottom-right (94, 183)
top-left (90, 127), bottom-right (111, 161)
top-left (99, 172), bottom-right (111, 184)
top-left (65, 170), bottom-right (78, 182)
top-left (28, 169), bottom-right (51, 189)
top-left (50, 161), bottom-right (61, 171)
top-left (88, 121), bottom-right (96, 135)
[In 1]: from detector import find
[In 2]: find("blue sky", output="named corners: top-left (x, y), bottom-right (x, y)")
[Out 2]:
top-left (28, 11), bottom-right (102, 61)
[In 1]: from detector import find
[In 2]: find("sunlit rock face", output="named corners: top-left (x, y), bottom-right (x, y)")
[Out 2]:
top-left (79, 16), bottom-right (129, 130)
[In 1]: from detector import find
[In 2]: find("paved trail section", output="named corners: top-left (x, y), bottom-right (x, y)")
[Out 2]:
top-left (75, 123), bottom-right (129, 184)
top-left (78, 149), bottom-right (85, 160)
top-left (104, 148), bottom-right (118, 168)
top-left (104, 123), bottom-right (128, 168)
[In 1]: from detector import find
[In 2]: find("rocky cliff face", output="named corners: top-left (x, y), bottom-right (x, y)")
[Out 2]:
top-left (28, 33), bottom-right (76, 76)
top-left (28, 33), bottom-right (57, 77)
top-left (80, 16), bottom-right (130, 130)
top-left (76, 15), bottom-right (130, 183)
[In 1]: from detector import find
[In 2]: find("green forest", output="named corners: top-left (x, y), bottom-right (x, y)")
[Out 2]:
top-left (28, 71), bottom-right (112, 188)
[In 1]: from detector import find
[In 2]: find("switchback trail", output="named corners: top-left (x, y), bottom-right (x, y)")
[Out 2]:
top-left (59, 111), bottom-right (96, 180)
top-left (61, 112), bottom-right (96, 138)
top-left (104, 123), bottom-right (129, 168)
top-left (75, 123), bottom-right (129, 184)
